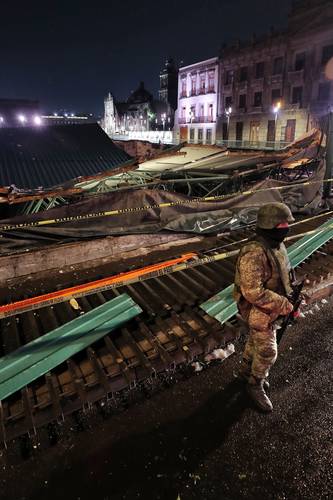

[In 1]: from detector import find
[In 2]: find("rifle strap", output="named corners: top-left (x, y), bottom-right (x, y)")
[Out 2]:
top-left (254, 237), bottom-right (291, 297)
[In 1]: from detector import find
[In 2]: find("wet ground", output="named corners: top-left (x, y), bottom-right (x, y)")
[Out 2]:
top-left (0, 300), bottom-right (332, 500)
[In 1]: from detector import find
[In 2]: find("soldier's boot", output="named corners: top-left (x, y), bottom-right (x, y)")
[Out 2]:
top-left (238, 360), bottom-right (269, 389)
top-left (246, 376), bottom-right (273, 412)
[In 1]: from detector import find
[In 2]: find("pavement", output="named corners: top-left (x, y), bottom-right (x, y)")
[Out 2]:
top-left (1, 299), bottom-right (332, 500)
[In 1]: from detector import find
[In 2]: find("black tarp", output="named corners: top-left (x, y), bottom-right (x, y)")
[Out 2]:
top-left (0, 159), bottom-right (326, 254)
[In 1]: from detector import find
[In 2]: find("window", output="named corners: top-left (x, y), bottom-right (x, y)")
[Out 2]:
top-left (225, 70), bottom-right (234, 85)
top-left (222, 122), bottom-right (228, 140)
top-left (208, 71), bottom-right (215, 91)
top-left (199, 73), bottom-right (206, 93)
top-left (225, 96), bottom-right (232, 108)
top-left (267, 120), bottom-right (276, 143)
top-left (239, 94), bottom-right (247, 108)
top-left (208, 104), bottom-right (214, 121)
top-left (272, 88), bottom-right (281, 103)
top-left (249, 121), bottom-right (260, 143)
top-left (322, 45), bottom-right (333, 65)
top-left (285, 119), bottom-right (296, 143)
top-left (291, 86), bottom-right (303, 105)
top-left (240, 66), bottom-right (248, 82)
top-left (273, 57), bottom-right (283, 75)
top-left (189, 128), bottom-right (195, 142)
top-left (254, 91), bottom-right (262, 106)
top-left (236, 122), bottom-right (243, 141)
top-left (181, 78), bottom-right (187, 97)
top-left (255, 61), bottom-right (264, 78)
top-left (198, 128), bottom-right (203, 143)
top-left (199, 104), bottom-right (204, 122)
top-left (190, 105), bottom-right (195, 121)
top-left (206, 129), bottom-right (212, 144)
top-left (318, 82), bottom-right (331, 101)
top-left (295, 52), bottom-right (306, 71)
top-left (191, 75), bottom-right (197, 96)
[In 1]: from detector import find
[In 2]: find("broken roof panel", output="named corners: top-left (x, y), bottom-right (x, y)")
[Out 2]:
top-left (0, 123), bottom-right (133, 191)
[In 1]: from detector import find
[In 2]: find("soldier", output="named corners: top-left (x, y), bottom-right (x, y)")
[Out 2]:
top-left (233, 202), bottom-right (295, 412)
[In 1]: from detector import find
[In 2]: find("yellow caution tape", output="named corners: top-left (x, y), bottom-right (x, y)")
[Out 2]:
top-left (0, 177), bottom-right (332, 232)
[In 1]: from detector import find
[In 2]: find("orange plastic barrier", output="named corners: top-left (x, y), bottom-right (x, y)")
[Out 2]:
top-left (0, 253), bottom-right (197, 316)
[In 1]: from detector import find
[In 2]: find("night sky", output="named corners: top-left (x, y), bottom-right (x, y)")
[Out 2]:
top-left (1, 0), bottom-right (293, 117)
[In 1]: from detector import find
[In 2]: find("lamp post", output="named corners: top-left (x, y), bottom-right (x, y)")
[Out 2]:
top-left (273, 101), bottom-right (281, 146)
top-left (225, 106), bottom-right (232, 142)
top-left (161, 113), bottom-right (166, 135)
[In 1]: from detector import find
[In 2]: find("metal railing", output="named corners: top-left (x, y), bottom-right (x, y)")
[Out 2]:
top-left (178, 116), bottom-right (216, 124)
top-left (216, 139), bottom-right (292, 150)
top-left (180, 88), bottom-right (216, 98)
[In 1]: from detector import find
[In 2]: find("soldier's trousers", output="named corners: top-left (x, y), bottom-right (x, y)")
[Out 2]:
top-left (239, 303), bottom-right (278, 379)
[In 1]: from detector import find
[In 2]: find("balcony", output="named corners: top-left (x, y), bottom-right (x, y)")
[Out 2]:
top-left (252, 77), bottom-right (264, 88)
top-left (238, 81), bottom-right (248, 92)
top-left (270, 74), bottom-right (283, 85)
top-left (223, 83), bottom-right (233, 93)
top-left (190, 90), bottom-right (197, 97)
top-left (194, 116), bottom-right (216, 123)
top-left (250, 105), bottom-right (263, 113)
top-left (288, 69), bottom-right (304, 85)
top-left (207, 86), bottom-right (215, 93)
top-left (178, 117), bottom-right (187, 124)
top-left (179, 91), bottom-right (187, 99)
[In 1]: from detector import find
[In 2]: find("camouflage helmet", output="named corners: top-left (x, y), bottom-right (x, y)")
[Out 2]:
top-left (257, 202), bottom-right (295, 229)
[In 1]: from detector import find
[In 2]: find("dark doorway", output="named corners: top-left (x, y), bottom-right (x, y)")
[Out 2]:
top-left (267, 120), bottom-right (276, 143)
top-left (285, 119), bottom-right (296, 143)
top-left (236, 121), bottom-right (243, 142)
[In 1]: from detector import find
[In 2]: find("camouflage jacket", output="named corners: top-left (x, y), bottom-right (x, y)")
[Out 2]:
top-left (233, 239), bottom-right (293, 316)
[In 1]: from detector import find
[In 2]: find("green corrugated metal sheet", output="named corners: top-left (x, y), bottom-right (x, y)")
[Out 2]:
top-left (0, 124), bottom-right (133, 190)
top-left (200, 218), bottom-right (333, 324)
top-left (0, 294), bottom-right (142, 401)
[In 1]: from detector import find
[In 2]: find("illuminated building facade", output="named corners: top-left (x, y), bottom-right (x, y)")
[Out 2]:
top-left (102, 80), bottom-right (174, 143)
top-left (175, 57), bottom-right (219, 145)
top-left (218, 0), bottom-right (333, 146)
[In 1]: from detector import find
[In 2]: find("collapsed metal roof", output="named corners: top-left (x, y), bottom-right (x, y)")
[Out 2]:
top-left (0, 123), bottom-right (134, 192)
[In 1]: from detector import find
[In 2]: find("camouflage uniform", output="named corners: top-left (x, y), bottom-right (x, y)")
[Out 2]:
top-left (234, 239), bottom-right (293, 379)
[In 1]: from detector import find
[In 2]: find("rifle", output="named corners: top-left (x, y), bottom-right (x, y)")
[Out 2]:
top-left (276, 279), bottom-right (305, 344)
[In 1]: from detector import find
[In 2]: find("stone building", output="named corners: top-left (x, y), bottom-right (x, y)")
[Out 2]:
top-left (102, 60), bottom-right (178, 143)
top-left (218, 0), bottom-right (333, 147)
top-left (175, 57), bottom-right (219, 145)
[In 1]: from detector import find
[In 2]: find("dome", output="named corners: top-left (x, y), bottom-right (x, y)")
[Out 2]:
top-left (127, 81), bottom-right (153, 104)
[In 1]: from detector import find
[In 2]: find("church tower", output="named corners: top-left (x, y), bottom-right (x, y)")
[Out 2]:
top-left (103, 92), bottom-right (117, 136)
top-left (159, 58), bottom-right (178, 111)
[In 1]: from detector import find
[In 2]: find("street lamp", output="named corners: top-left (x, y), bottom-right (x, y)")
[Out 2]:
top-left (17, 114), bottom-right (27, 124)
top-left (33, 115), bottom-right (42, 126)
top-left (273, 101), bottom-right (281, 145)
top-left (273, 101), bottom-right (281, 125)
top-left (161, 113), bottom-right (166, 132)
top-left (225, 106), bottom-right (232, 139)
